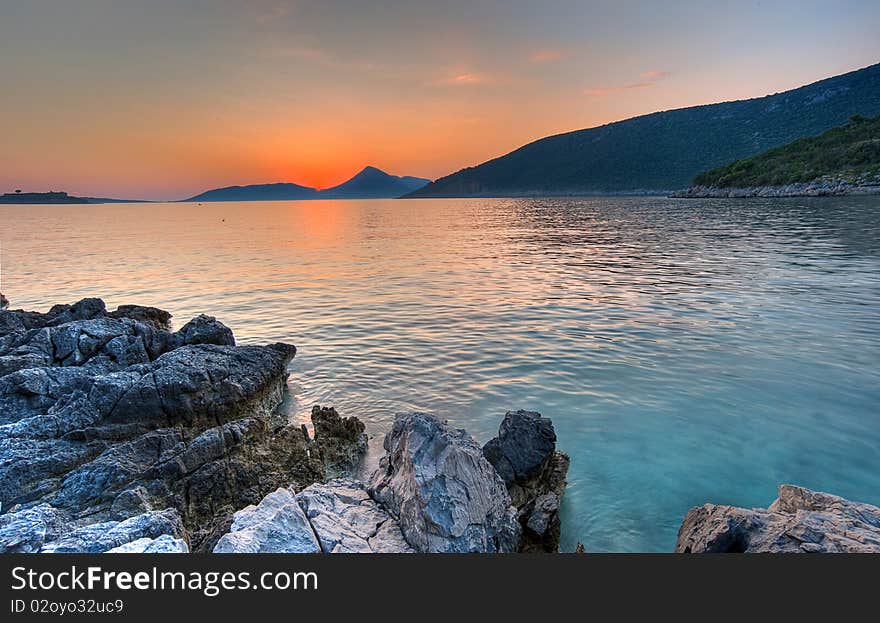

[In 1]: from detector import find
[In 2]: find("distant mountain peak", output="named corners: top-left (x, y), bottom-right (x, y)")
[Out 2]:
top-left (318, 166), bottom-right (431, 199)
top-left (183, 166), bottom-right (431, 202)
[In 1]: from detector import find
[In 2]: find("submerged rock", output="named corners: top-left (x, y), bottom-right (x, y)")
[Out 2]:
top-left (298, 479), bottom-right (412, 553)
top-left (676, 484), bottom-right (880, 553)
top-left (368, 412), bottom-right (521, 553)
top-left (483, 410), bottom-right (569, 552)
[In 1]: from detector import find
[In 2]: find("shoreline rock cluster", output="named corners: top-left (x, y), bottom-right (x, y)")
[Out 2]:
top-left (214, 411), bottom-right (571, 554)
top-left (0, 297), bottom-right (569, 554)
top-left (2, 296), bottom-right (877, 554)
top-left (671, 175), bottom-right (880, 198)
top-left (0, 297), bottom-right (367, 553)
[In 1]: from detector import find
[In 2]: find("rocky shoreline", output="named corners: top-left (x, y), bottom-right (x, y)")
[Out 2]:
top-left (671, 177), bottom-right (880, 198)
top-left (0, 297), bottom-right (568, 553)
top-left (1, 296), bottom-right (878, 553)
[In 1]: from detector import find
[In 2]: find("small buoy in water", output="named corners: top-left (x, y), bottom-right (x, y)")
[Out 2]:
top-left (221, 218), bottom-right (226, 222)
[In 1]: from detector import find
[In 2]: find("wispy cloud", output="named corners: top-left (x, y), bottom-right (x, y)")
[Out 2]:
top-left (583, 69), bottom-right (670, 97)
top-left (640, 70), bottom-right (671, 81)
top-left (431, 72), bottom-right (493, 86)
top-left (268, 44), bottom-right (385, 74)
top-left (529, 49), bottom-right (566, 63)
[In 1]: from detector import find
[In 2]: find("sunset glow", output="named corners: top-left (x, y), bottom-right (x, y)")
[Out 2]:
top-left (1, 0), bottom-right (878, 199)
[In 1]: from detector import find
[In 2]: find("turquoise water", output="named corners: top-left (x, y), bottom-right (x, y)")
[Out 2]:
top-left (2, 196), bottom-right (878, 552)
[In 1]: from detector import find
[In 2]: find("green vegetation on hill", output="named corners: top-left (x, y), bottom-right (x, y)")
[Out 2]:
top-left (408, 63), bottom-right (880, 197)
top-left (693, 114), bottom-right (880, 187)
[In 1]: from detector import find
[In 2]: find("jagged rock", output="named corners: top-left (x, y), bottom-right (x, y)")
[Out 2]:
top-left (676, 485), bottom-right (880, 553)
top-left (0, 503), bottom-right (66, 553)
top-left (483, 410), bottom-right (557, 505)
top-left (108, 305), bottom-right (172, 330)
top-left (297, 479), bottom-right (412, 553)
top-left (175, 314), bottom-right (235, 347)
top-left (213, 487), bottom-right (320, 553)
top-left (368, 412), bottom-right (521, 553)
top-left (0, 298), bottom-right (106, 338)
top-left (0, 293), bottom-right (8, 310)
top-left (0, 342), bottom-right (300, 510)
top-left (310, 405), bottom-right (367, 478)
top-left (106, 534), bottom-right (189, 553)
top-left (40, 509), bottom-right (187, 554)
top-left (0, 297), bottom-right (368, 554)
top-left (483, 410), bottom-right (569, 552)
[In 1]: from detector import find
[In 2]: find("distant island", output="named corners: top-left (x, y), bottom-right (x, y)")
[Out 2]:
top-left (406, 62), bottom-right (880, 198)
top-left (675, 114), bottom-right (880, 197)
top-left (0, 191), bottom-right (89, 204)
top-left (0, 191), bottom-right (150, 204)
top-left (184, 166), bottom-right (431, 202)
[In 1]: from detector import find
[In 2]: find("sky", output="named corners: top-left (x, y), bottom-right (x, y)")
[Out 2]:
top-left (1, 0), bottom-right (879, 200)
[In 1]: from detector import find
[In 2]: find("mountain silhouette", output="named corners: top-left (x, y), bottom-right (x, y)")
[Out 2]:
top-left (184, 182), bottom-right (319, 202)
top-left (319, 166), bottom-right (430, 199)
top-left (183, 167), bottom-right (430, 202)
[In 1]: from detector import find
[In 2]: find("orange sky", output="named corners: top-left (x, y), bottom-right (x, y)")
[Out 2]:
top-left (1, 1), bottom-right (878, 199)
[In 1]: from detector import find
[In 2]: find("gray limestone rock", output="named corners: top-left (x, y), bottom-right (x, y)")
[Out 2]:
top-left (676, 484), bottom-right (880, 553)
top-left (297, 479), bottom-right (412, 553)
top-left (40, 508), bottom-right (187, 554)
top-left (213, 487), bottom-right (320, 553)
top-left (368, 412), bottom-right (520, 553)
top-left (106, 534), bottom-right (189, 553)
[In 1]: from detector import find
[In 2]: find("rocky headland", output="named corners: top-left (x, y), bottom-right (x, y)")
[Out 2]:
top-left (671, 175), bottom-right (880, 198)
top-left (0, 297), bottom-right (568, 554)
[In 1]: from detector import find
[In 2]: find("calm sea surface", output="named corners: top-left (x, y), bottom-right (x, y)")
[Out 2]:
top-left (1, 197), bottom-right (878, 552)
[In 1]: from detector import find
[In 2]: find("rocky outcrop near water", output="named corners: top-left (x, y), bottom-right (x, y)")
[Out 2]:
top-left (1, 296), bottom-right (569, 554)
top-left (212, 411), bottom-right (567, 554)
top-left (676, 485), bottom-right (880, 553)
top-left (483, 410), bottom-right (570, 552)
top-left (368, 413), bottom-right (522, 553)
top-left (672, 174), bottom-right (880, 198)
top-left (214, 479), bottom-right (412, 554)
top-left (0, 297), bottom-right (365, 553)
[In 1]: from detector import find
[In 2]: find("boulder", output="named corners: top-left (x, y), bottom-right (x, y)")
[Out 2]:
top-left (213, 487), bottom-right (320, 553)
top-left (676, 484), bottom-right (880, 553)
top-left (174, 314), bottom-right (235, 347)
top-left (483, 410), bottom-right (569, 552)
top-left (297, 479), bottom-right (412, 553)
top-left (368, 412), bottom-right (520, 553)
top-left (310, 405), bottom-right (367, 478)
